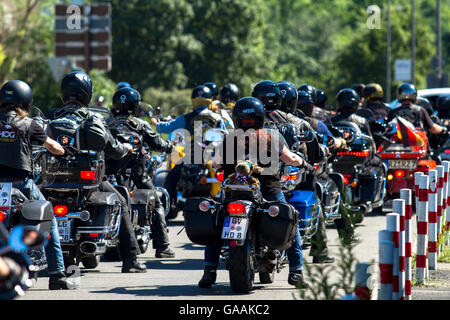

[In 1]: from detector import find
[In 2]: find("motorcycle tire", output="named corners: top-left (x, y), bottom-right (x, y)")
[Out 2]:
top-left (81, 255), bottom-right (100, 269)
top-left (228, 239), bottom-right (255, 293)
top-left (138, 240), bottom-right (149, 254)
top-left (103, 245), bottom-right (122, 261)
top-left (165, 206), bottom-right (180, 221)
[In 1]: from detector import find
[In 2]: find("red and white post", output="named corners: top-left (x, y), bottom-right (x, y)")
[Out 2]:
top-left (386, 213), bottom-right (400, 300)
top-left (416, 174), bottom-right (429, 284)
top-left (378, 229), bottom-right (394, 300)
top-left (400, 189), bottom-right (412, 300)
top-left (428, 170), bottom-right (438, 270)
top-left (414, 172), bottom-right (424, 210)
top-left (443, 161), bottom-right (450, 245)
top-left (393, 199), bottom-right (405, 300)
top-left (436, 165), bottom-right (445, 255)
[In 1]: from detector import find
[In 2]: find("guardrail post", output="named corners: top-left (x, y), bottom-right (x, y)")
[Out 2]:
top-left (436, 165), bottom-right (444, 255)
top-left (416, 174), bottom-right (429, 284)
top-left (428, 170), bottom-right (438, 270)
top-left (393, 199), bottom-right (405, 300)
top-left (386, 213), bottom-right (400, 300)
top-left (400, 189), bottom-right (412, 300)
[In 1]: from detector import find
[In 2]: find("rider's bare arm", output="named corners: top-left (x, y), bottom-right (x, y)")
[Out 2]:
top-left (44, 137), bottom-right (65, 155)
top-left (280, 145), bottom-right (303, 167)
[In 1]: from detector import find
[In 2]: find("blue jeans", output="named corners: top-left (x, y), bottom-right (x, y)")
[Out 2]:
top-left (204, 190), bottom-right (304, 272)
top-left (14, 179), bottom-right (65, 275)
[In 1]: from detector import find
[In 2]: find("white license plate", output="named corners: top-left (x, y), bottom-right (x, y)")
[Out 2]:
top-left (388, 160), bottom-right (417, 170)
top-left (0, 183), bottom-right (12, 210)
top-left (57, 219), bottom-right (71, 243)
top-left (221, 217), bottom-right (248, 240)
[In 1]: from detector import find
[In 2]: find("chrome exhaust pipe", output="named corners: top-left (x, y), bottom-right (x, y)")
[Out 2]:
top-left (265, 250), bottom-right (277, 265)
top-left (67, 210), bottom-right (90, 222)
top-left (79, 241), bottom-right (98, 255)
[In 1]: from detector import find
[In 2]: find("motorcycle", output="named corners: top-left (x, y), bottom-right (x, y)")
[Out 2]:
top-left (34, 147), bottom-right (123, 270)
top-left (0, 225), bottom-right (47, 300)
top-left (378, 116), bottom-right (436, 200)
top-left (0, 180), bottom-right (54, 275)
top-left (182, 129), bottom-right (298, 293)
top-left (330, 121), bottom-right (386, 221)
top-left (153, 128), bottom-right (225, 220)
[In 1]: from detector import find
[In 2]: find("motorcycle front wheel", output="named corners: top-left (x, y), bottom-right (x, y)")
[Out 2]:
top-left (228, 239), bottom-right (255, 293)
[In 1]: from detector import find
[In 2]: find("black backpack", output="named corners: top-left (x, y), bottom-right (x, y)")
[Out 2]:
top-left (47, 107), bottom-right (108, 152)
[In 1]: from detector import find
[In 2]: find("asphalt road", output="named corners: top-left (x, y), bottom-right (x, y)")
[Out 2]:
top-left (20, 208), bottom-right (391, 301)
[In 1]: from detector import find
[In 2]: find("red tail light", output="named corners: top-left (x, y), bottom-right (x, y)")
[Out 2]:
top-left (54, 205), bottom-right (68, 217)
top-left (89, 233), bottom-right (99, 238)
top-left (0, 211), bottom-right (6, 222)
top-left (288, 174), bottom-right (298, 181)
top-left (343, 175), bottom-right (351, 186)
top-left (394, 170), bottom-right (405, 178)
top-left (227, 202), bottom-right (246, 214)
top-left (216, 171), bottom-right (224, 182)
top-left (337, 151), bottom-right (369, 157)
top-left (80, 170), bottom-right (97, 180)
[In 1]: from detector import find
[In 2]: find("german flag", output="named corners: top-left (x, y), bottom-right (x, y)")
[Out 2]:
top-left (396, 116), bottom-right (425, 147)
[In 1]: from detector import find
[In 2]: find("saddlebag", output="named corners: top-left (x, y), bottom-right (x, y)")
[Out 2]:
top-left (19, 200), bottom-right (54, 234)
top-left (130, 189), bottom-right (156, 226)
top-left (183, 197), bottom-right (219, 246)
top-left (259, 201), bottom-right (298, 251)
top-left (288, 190), bottom-right (320, 239)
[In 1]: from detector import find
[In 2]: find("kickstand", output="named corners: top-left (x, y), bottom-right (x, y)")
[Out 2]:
top-left (177, 227), bottom-right (185, 236)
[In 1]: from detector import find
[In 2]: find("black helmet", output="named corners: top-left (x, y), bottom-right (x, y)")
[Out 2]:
top-left (251, 80), bottom-right (281, 111)
top-left (192, 85), bottom-right (213, 99)
top-left (351, 83), bottom-right (365, 99)
top-left (232, 97), bottom-right (265, 130)
top-left (437, 95), bottom-right (450, 119)
top-left (112, 87), bottom-right (141, 116)
top-left (397, 83), bottom-right (417, 103)
top-left (297, 90), bottom-right (314, 117)
top-left (220, 83), bottom-right (240, 103)
top-left (297, 84), bottom-right (316, 104)
top-left (116, 82), bottom-right (131, 90)
top-left (277, 81), bottom-right (298, 114)
top-left (315, 89), bottom-right (327, 108)
top-left (336, 88), bottom-right (360, 112)
top-left (60, 71), bottom-right (93, 106)
top-left (0, 80), bottom-right (33, 112)
top-left (362, 83), bottom-right (384, 103)
top-left (416, 96), bottom-right (433, 116)
top-left (203, 82), bottom-right (219, 99)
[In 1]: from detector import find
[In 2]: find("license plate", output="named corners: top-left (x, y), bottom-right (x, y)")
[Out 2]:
top-left (57, 219), bottom-right (71, 243)
top-left (0, 183), bottom-right (12, 210)
top-left (221, 217), bottom-right (248, 240)
top-left (388, 160), bottom-right (417, 170)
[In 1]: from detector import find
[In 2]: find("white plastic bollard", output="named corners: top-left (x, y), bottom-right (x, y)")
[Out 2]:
top-left (443, 161), bottom-right (450, 245)
top-left (400, 189), bottom-right (412, 300)
top-left (392, 199), bottom-right (405, 300)
top-left (354, 262), bottom-right (373, 300)
top-left (414, 172), bottom-right (424, 212)
top-left (436, 165), bottom-right (445, 254)
top-left (386, 213), bottom-right (400, 300)
top-left (378, 230), bottom-right (394, 300)
top-left (428, 170), bottom-right (438, 270)
top-left (416, 174), bottom-right (429, 284)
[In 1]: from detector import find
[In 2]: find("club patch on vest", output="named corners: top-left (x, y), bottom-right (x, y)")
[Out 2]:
top-left (0, 123), bottom-right (22, 142)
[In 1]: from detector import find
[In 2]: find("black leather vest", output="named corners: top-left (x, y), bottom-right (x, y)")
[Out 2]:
top-left (0, 110), bottom-right (33, 173)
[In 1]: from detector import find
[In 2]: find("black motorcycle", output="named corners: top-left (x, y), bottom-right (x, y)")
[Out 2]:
top-left (34, 148), bottom-right (123, 270)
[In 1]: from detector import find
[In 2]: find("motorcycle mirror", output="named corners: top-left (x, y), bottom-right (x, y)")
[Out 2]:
top-left (326, 136), bottom-right (335, 148)
top-left (297, 131), bottom-right (315, 143)
top-left (204, 129), bottom-right (224, 143)
top-left (153, 106), bottom-right (161, 116)
top-left (8, 226), bottom-right (47, 252)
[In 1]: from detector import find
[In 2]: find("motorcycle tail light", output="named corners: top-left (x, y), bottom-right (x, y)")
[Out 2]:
top-left (54, 205), bottom-right (68, 217)
top-left (89, 233), bottom-right (99, 238)
top-left (337, 151), bottom-right (369, 157)
top-left (80, 170), bottom-right (97, 180)
top-left (343, 175), bottom-right (351, 186)
top-left (395, 170), bottom-right (405, 178)
top-left (0, 211), bottom-right (6, 222)
top-left (216, 171), bottom-right (224, 182)
top-left (199, 200), bottom-right (211, 212)
top-left (288, 174), bottom-right (298, 181)
top-left (445, 150), bottom-right (450, 154)
top-left (227, 202), bottom-right (246, 214)
top-left (387, 174), bottom-right (394, 181)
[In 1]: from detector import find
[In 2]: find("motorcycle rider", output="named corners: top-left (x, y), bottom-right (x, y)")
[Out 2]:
top-left (48, 71), bottom-right (147, 273)
top-left (0, 80), bottom-right (80, 289)
top-left (199, 97), bottom-right (310, 289)
top-left (153, 85), bottom-right (227, 209)
top-left (108, 87), bottom-right (176, 258)
top-left (219, 83), bottom-right (240, 115)
top-left (358, 83), bottom-right (390, 122)
top-left (351, 83), bottom-right (365, 106)
top-left (204, 82), bottom-right (234, 129)
top-left (387, 83), bottom-right (448, 137)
